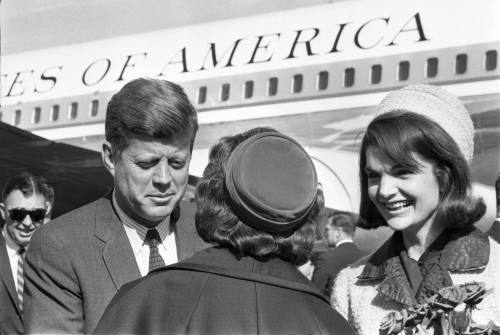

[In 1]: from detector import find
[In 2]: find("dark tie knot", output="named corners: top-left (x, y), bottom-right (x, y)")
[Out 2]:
top-left (145, 229), bottom-right (162, 247)
top-left (18, 247), bottom-right (26, 256)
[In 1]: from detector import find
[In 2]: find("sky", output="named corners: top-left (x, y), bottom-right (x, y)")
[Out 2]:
top-left (1, 0), bottom-right (333, 54)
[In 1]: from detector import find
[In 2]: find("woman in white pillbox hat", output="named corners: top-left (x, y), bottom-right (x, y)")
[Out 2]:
top-left (330, 84), bottom-right (500, 335)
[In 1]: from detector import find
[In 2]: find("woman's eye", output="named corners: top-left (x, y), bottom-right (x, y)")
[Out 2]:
top-left (393, 168), bottom-right (413, 177)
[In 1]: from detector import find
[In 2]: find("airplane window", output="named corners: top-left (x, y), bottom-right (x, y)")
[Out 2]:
top-left (267, 77), bottom-right (278, 96)
top-left (398, 61), bottom-right (410, 81)
top-left (485, 50), bottom-right (497, 71)
top-left (455, 54), bottom-right (467, 74)
top-left (317, 71), bottom-right (329, 90)
top-left (90, 99), bottom-right (99, 117)
top-left (244, 80), bottom-right (254, 99)
top-left (51, 105), bottom-right (60, 122)
top-left (220, 83), bottom-right (230, 102)
top-left (426, 57), bottom-right (438, 78)
top-left (69, 102), bottom-right (78, 120)
top-left (344, 68), bottom-right (355, 87)
top-left (370, 65), bottom-right (382, 84)
top-left (292, 74), bottom-right (303, 93)
top-left (14, 109), bottom-right (21, 126)
top-left (33, 107), bottom-right (42, 124)
top-left (197, 86), bottom-right (207, 104)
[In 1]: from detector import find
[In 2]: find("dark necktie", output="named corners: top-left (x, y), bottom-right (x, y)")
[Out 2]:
top-left (17, 247), bottom-right (25, 315)
top-left (144, 229), bottom-right (165, 272)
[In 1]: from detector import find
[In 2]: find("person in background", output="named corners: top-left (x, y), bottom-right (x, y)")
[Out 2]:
top-left (487, 172), bottom-right (500, 243)
top-left (0, 173), bottom-right (54, 334)
top-left (23, 78), bottom-right (208, 334)
top-left (93, 127), bottom-right (354, 335)
top-left (311, 208), bottom-right (365, 297)
top-left (331, 84), bottom-right (500, 334)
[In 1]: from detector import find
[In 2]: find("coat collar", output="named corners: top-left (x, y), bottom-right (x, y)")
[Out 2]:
top-left (157, 247), bottom-right (329, 304)
top-left (358, 227), bottom-right (490, 306)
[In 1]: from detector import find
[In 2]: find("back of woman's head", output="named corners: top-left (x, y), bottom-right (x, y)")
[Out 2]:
top-left (195, 127), bottom-right (324, 265)
top-left (359, 85), bottom-right (485, 229)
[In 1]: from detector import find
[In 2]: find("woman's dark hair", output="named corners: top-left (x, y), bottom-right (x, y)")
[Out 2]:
top-left (195, 127), bottom-right (324, 265)
top-left (358, 111), bottom-right (485, 229)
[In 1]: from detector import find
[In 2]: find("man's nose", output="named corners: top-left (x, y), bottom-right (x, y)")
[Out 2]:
top-left (152, 160), bottom-right (172, 186)
top-left (21, 214), bottom-right (33, 226)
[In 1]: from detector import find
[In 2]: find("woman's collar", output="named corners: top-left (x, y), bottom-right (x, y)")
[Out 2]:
top-left (356, 227), bottom-right (490, 306)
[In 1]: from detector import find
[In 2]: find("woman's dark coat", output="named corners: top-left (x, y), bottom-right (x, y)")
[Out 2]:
top-left (94, 247), bottom-right (354, 335)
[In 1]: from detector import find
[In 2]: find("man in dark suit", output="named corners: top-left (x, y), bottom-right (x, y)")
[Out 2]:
top-left (0, 173), bottom-right (54, 334)
top-left (23, 78), bottom-right (209, 334)
top-left (488, 172), bottom-right (500, 243)
top-left (311, 208), bottom-right (366, 297)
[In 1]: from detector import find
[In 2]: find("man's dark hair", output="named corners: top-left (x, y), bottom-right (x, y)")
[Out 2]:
top-left (324, 208), bottom-right (358, 236)
top-left (1, 173), bottom-right (54, 206)
top-left (105, 78), bottom-right (198, 153)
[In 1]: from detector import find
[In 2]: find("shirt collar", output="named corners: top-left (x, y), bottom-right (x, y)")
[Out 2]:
top-left (335, 238), bottom-right (354, 248)
top-left (112, 190), bottom-right (171, 243)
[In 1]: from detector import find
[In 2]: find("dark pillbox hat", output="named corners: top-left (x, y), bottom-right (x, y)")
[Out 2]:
top-left (225, 132), bottom-right (318, 234)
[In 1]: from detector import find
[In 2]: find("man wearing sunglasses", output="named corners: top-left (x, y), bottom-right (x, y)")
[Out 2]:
top-left (0, 173), bottom-right (54, 334)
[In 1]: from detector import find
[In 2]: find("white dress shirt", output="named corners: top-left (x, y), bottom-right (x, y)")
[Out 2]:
top-left (112, 191), bottom-right (178, 276)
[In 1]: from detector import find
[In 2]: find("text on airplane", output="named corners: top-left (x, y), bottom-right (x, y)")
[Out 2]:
top-left (1, 13), bottom-right (427, 99)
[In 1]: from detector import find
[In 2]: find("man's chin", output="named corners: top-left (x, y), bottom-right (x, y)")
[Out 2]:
top-left (15, 236), bottom-right (31, 247)
top-left (142, 207), bottom-right (175, 223)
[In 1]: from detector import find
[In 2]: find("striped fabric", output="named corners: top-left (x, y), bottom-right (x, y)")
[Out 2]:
top-left (17, 247), bottom-right (25, 316)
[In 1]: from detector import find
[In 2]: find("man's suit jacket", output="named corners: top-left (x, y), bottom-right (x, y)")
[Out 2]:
top-left (311, 242), bottom-right (365, 297)
top-left (23, 194), bottom-right (208, 334)
top-left (0, 234), bottom-right (23, 334)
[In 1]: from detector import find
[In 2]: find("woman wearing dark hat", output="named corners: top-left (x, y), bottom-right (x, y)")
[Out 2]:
top-left (94, 127), bottom-right (354, 335)
top-left (331, 85), bottom-right (500, 334)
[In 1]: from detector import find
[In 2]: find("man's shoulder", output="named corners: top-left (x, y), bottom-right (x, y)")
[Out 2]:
top-left (178, 200), bottom-right (196, 216)
top-left (322, 243), bottom-right (364, 262)
top-left (36, 196), bottom-right (112, 237)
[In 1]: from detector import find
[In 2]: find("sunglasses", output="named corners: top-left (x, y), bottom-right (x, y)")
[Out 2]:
top-left (8, 208), bottom-right (46, 223)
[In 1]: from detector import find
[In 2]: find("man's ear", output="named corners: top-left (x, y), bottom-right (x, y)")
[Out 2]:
top-left (45, 201), bottom-right (53, 217)
top-left (102, 142), bottom-right (116, 177)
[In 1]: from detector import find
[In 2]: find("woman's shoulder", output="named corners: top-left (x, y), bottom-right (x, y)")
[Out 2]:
top-left (487, 235), bottom-right (500, 263)
top-left (334, 254), bottom-right (370, 284)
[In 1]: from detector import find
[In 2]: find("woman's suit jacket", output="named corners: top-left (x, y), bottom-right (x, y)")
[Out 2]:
top-left (23, 194), bottom-right (208, 334)
top-left (331, 229), bottom-right (500, 335)
top-left (94, 247), bottom-right (355, 335)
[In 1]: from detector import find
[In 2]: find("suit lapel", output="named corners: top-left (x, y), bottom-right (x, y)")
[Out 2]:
top-left (0, 234), bottom-right (20, 314)
top-left (93, 197), bottom-right (141, 290)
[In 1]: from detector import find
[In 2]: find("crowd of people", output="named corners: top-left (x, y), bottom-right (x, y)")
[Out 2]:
top-left (0, 78), bottom-right (499, 335)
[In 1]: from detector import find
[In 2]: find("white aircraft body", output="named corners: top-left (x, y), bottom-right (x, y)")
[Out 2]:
top-left (1, 0), bottom-right (499, 242)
